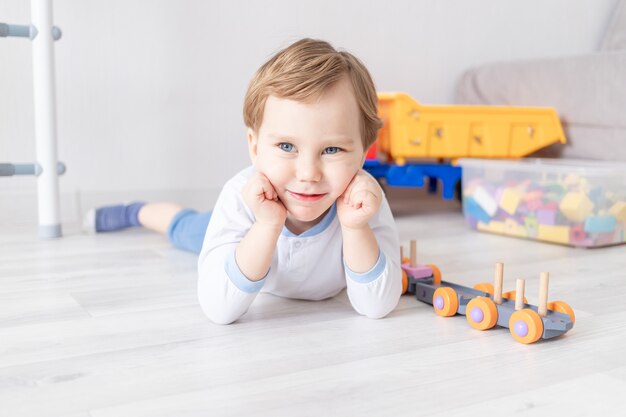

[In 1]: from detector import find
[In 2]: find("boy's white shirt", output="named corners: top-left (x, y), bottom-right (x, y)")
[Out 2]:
top-left (197, 166), bottom-right (402, 324)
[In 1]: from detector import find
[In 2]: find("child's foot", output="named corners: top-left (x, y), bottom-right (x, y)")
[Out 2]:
top-left (83, 202), bottom-right (146, 233)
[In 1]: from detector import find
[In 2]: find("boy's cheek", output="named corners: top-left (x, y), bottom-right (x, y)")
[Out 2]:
top-left (254, 165), bottom-right (282, 192)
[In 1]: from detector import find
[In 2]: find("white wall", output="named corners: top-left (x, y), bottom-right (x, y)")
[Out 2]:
top-left (0, 0), bottom-right (619, 226)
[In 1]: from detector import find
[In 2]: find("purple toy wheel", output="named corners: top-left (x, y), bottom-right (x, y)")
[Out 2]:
top-left (470, 307), bottom-right (484, 323)
top-left (514, 320), bottom-right (529, 337)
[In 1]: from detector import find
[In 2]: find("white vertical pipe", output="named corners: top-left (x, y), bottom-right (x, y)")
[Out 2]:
top-left (31, 0), bottom-right (62, 238)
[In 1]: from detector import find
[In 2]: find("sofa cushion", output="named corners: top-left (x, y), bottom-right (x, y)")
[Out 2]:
top-left (601, 0), bottom-right (626, 50)
top-left (456, 52), bottom-right (626, 160)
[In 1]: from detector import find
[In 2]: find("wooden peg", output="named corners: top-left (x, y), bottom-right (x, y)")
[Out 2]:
top-left (410, 240), bottom-right (417, 267)
top-left (400, 245), bottom-right (405, 263)
top-left (538, 272), bottom-right (549, 317)
top-left (494, 262), bottom-right (503, 304)
top-left (515, 279), bottom-right (525, 311)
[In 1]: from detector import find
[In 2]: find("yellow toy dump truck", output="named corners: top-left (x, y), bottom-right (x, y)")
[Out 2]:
top-left (374, 92), bottom-right (567, 165)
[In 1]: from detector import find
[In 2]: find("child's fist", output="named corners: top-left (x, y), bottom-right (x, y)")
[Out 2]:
top-left (337, 170), bottom-right (382, 230)
top-left (242, 173), bottom-right (287, 228)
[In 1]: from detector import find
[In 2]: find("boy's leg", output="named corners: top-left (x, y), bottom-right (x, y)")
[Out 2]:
top-left (84, 202), bottom-right (183, 234)
top-left (138, 202), bottom-right (185, 234)
top-left (83, 202), bottom-right (145, 233)
top-left (85, 201), bottom-right (211, 253)
top-left (165, 209), bottom-right (213, 254)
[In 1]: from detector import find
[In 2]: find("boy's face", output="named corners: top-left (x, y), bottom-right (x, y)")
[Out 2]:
top-left (248, 77), bottom-right (366, 231)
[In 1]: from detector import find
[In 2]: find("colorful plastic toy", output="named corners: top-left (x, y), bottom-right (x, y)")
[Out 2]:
top-left (374, 92), bottom-right (566, 164)
top-left (364, 92), bottom-right (567, 201)
top-left (364, 160), bottom-right (461, 200)
top-left (460, 159), bottom-right (626, 247)
top-left (401, 240), bottom-right (575, 344)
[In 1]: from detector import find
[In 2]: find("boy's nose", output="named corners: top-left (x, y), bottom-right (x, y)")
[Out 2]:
top-left (296, 158), bottom-right (322, 182)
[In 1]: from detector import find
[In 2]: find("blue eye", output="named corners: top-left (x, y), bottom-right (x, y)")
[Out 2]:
top-left (323, 147), bottom-right (341, 155)
top-left (279, 143), bottom-right (295, 152)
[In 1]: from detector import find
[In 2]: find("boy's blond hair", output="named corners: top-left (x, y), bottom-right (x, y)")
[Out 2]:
top-left (243, 38), bottom-right (382, 150)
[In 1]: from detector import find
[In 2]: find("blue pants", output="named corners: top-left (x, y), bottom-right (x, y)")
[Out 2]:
top-left (166, 209), bottom-right (212, 254)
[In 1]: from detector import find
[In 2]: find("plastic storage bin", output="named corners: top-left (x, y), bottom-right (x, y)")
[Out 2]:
top-left (458, 158), bottom-right (626, 247)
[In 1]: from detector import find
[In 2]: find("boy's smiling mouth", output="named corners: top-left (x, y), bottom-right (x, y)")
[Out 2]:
top-left (287, 190), bottom-right (327, 202)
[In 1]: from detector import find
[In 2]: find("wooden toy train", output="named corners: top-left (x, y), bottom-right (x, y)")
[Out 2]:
top-left (401, 240), bottom-right (575, 344)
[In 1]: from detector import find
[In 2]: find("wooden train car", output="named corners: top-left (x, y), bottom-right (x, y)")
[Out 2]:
top-left (401, 241), bottom-right (575, 344)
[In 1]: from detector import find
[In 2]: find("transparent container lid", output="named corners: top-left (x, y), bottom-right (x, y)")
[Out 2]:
top-left (457, 158), bottom-right (626, 175)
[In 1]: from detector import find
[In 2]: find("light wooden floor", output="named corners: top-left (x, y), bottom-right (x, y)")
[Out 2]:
top-left (2, 189), bottom-right (626, 417)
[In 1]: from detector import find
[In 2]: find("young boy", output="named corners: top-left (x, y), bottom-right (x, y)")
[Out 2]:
top-left (86, 38), bottom-right (402, 324)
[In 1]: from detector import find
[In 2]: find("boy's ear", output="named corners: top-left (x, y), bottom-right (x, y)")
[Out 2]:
top-left (247, 128), bottom-right (258, 163)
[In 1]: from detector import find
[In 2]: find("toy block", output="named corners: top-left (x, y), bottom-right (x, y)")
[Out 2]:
top-left (569, 224), bottom-right (586, 242)
top-left (594, 231), bottom-right (618, 246)
top-left (516, 203), bottom-right (530, 215)
top-left (584, 215), bottom-right (617, 234)
top-left (563, 173), bottom-right (581, 186)
top-left (478, 220), bottom-right (505, 234)
top-left (524, 214), bottom-right (538, 230)
top-left (526, 197), bottom-right (543, 211)
top-left (473, 186), bottom-right (498, 216)
top-left (403, 240), bottom-right (439, 279)
top-left (536, 207), bottom-right (557, 225)
top-left (523, 189), bottom-right (544, 203)
top-left (499, 187), bottom-right (521, 215)
top-left (464, 197), bottom-right (492, 224)
top-left (589, 186), bottom-right (605, 203)
top-left (493, 209), bottom-right (514, 222)
top-left (543, 201), bottom-right (558, 210)
top-left (545, 183), bottom-right (566, 200)
top-left (605, 191), bottom-right (619, 204)
top-left (559, 192), bottom-right (594, 222)
top-left (609, 201), bottom-right (626, 222)
top-left (494, 187), bottom-right (504, 206)
top-left (537, 225), bottom-right (570, 244)
top-left (403, 264), bottom-right (434, 279)
top-left (504, 218), bottom-right (526, 237)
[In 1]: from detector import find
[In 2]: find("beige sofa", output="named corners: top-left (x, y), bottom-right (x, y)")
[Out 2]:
top-left (456, 0), bottom-right (626, 161)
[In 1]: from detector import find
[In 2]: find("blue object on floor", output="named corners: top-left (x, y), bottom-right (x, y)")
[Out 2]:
top-left (95, 202), bottom-right (145, 232)
top-left (363, 160), bottom-right (462, 200)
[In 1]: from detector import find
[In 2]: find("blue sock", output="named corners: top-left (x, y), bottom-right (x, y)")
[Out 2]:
top-left (95, 202), bottom-right (146, 232)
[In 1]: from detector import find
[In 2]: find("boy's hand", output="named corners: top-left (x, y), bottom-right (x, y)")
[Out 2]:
top-left (242, 173), bottom-right (287, 228)
top-left (337, 170), bottom-right (382, 230)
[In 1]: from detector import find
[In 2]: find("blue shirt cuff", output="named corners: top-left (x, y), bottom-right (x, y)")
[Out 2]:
top-left (225, 249), bottom-right (267, 293)
top-left (344, 250), bottom-right (387, 284)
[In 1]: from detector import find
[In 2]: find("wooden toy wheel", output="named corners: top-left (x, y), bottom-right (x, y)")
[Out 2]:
top-left (466, 297), bottom-right (498, 330)
top-left (501, 291), bottom-right (528, 304)
top-left (432, 287), bottom-right (458, 317)
top-left (547, 300), bottom-right (576, 325)
top-left (509, 309), bottom-right (544, 344)
top-left (401, 270), bottom-right (408, 295)
top-left (425, 264), bottom-right (442, 285)
top-left (473, 282), bottom-right (494, 296)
